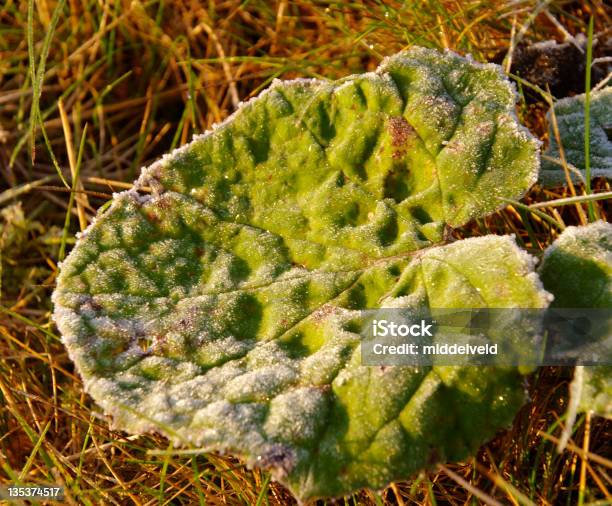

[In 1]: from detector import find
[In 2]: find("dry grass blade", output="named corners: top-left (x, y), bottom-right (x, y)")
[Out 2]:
top-left (437, 464), bottom-right (505, 506)
top-left (474, 461), bottom-right (535, 506)
top-left (530, 191), bottom-right (612, 208)
top-left (58, 123), bottom-right (88, 262)
top-left (58, 99), bottom-right (89, 231)
top-left (547, 88), bottom-right (588, 225)
top-left (539, 431), bottom-right (612, 470)
top-left (0, 176), bottom-right (56, 207)
top-left (580, 412), bottom-right (592, 505)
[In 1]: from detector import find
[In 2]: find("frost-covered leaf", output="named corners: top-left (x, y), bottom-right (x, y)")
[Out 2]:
top-left (540, 87), bottom-right (612, 186)
top-left (539, 221), bottom-right (612, 419)
top-left (540, 221), bottom-right (612, 309)
top-left (55, 235), bottom-right (549, 498)
top-left (53, 47), bottom-right (544, 500)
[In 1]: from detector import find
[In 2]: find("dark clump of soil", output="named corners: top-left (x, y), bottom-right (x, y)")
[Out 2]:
top-left (493, 36), bottom-right (611, 101)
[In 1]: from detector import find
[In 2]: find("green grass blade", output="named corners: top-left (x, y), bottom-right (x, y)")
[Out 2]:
top-left (26, 0), bottom-right (69, 187)
top-left (498, 198), bottom-right (565, 230)
top-left (6, 407), bottom-right (55, 476)
top-left (157, 441), bottom-right (173, 506)
top-left (0, 306), bottom-right (61, 342)
top-left (255, 473), bottom-right (270, 506)
top-left (190, 457), bottom-right (206, 506)
top-left (26, 0), bottom-right (36, 162)
top-left (584, 15), bottom-right (596, 221)
top-left (59, 123), bottom-right (88, 262)
top-left (18, 419), bottom-right (52, 481)
top-left (35, 0), bottom-right (66, 89)
top-left (38, 108), bottom-right (69, 188)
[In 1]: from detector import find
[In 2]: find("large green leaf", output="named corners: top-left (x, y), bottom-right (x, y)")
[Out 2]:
top-left (540, 87), bottom-right (612, 186)
top-left (53, 47), bottom-right (545, 500)
top-left (539, 221), bottom-right (612, 419)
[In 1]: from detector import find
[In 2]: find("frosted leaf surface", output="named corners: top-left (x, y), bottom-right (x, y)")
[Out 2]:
top-left (539, 221), bottom-right (612, 418)
top-left (53, 47), bottom-right (544, 500)
top-left (541, 87), bottom-right (612, 186)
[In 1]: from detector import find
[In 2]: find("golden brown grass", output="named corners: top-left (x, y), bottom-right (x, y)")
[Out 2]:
top-left (1, 0), bottom-right (611, 504)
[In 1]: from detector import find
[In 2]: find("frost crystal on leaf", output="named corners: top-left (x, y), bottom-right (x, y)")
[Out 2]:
top-left (53, 47), bottom-right (545, 501)
top-left (539, 221), bottom-right (612, 419)
top-left (541, 87), bottom-right (612, 186)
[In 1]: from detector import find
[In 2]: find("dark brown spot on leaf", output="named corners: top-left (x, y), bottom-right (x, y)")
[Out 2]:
top-left (258, 445), bottom-right (296, 479)
top-left (388, 116), bottom-right (415, 147)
